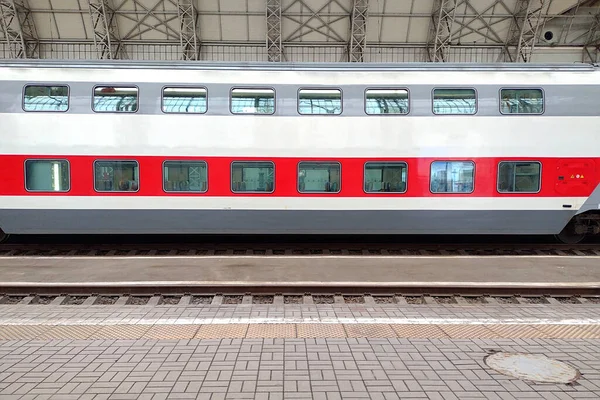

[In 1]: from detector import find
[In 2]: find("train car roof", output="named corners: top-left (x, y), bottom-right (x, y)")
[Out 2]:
top-left (0, 59), bottom-right (598, 72)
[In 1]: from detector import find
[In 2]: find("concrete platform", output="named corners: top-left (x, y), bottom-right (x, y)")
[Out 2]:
top-left (0, 302), bottom-right (599, 399)
top-left (0, 255), bottom-right (598, 288)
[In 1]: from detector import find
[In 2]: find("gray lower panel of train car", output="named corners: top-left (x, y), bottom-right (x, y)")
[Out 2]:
top-left (0, 209), bottom-right (575, 235)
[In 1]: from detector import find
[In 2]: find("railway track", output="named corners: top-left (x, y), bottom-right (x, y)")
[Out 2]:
top-left (1, 242), bottom-right (600, 256)
top-left (1, 292), bottom-right (599, 305)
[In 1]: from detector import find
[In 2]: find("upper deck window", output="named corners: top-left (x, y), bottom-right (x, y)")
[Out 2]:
top-left (433, 88), bottom-right (476, 115)
top-left (162, 87), bottom-right (207, 113)
top-left (93, 86), bottom-right (138, 113)
top-left (365, 89), bottom-right (409, 115)
top-left (231, 88), bottom-right (275, 114)
top-left (298, 89), bottom-right (342, 115)
top-left (23, 85), bottom-right (69, 112)
top-left (500, 89), bottom-right (543, 114)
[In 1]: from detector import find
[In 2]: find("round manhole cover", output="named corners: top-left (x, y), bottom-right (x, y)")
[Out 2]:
top-left (485, 352), bottom-right (580, 384)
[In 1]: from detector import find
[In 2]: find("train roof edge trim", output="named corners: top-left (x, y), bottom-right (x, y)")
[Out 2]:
top-left (0, 59), bottom-right (597, 72)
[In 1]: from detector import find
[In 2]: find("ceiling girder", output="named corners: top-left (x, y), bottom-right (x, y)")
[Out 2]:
top-left (582, 11), bottom-right (600, 63)
top-left (88, 0), bottom-right (124, 59)
top-left (0, 0), bottom-right (38, 58)
top-left (426, 0), bottom-right (458, 62)
top-left (348, 0), bottom-right (368, 62)
top-left (266, 0), bottom-right (283, 62)
top-left (501, 0), bottom-right (547, 62)
top-left (177, 0), bottom-right (199, 60)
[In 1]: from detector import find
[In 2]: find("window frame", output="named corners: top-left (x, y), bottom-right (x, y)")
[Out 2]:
top-left (162, 160), bottom-right (208, 193)
top-left (161, 86), bottom-right (208, 114)
top-left (431, 87), bottom-right (478, 115)
top-left (229, 87), bottom-right (276, 115)
top-left (22, 84), bottom-right (70, 113)
top-left (364, 87), bottom-right (410, 116)
top-left (297, 88), bottom-right (343, 115)
top-left (363, 161), bottom-right (408, 194)
top-left (498, 88), bottom-right (545, 115)
top-left (92, 85), bottom-right (140, 113)
top-left (496, 161), bottom-right (542, 194)
top-left (93, 160), bottom-right (140, 193)
top-left (230, 161), bottom-right (276, 194)
top-left (297, 161), bottom-right (342, 194)
top-left (23, 159), bottom-right (71, 193)
top-left (429, 160), bottom-right (475, 194)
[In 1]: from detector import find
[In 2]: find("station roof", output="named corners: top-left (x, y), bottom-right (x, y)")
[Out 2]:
top-left (0, 0), bottom-right (599, 63)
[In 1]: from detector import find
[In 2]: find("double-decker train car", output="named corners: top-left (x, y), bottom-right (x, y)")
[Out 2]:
top-left (0, 60), bottom-right (599, 243)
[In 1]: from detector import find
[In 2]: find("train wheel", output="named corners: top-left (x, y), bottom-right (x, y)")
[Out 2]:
top-left (0, 231), bottom-right (8, 244)
top-left (555, 221), bottom-right (586, 244)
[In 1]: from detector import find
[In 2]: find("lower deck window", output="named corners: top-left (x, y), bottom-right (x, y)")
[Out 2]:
top-left (498, 161), bottom-right (541, 193)
top-left (25, 160), bottom-right (69, 191)
top-left (164, 161), bottom-right (207, 192)
top-left (364, 162), bottom-right (407, 193)
top-left (298, 162), bottom-right (341, 193)
top-left (430, 161), bottom-right (474, 193)
top-left (95, 161), bottom-right (139, 192)
top-left (231, 162), bottom-right (274, 192)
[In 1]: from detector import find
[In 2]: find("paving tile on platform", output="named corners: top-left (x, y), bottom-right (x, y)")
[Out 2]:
top-left (142, 324), bottom-right (199, 340)
top-left (297, 324), bottom-right (346, 338)
top-left (439, 324), bottom-right (500, 339)
top-left (343, 324), bottom-right (396, 338)
top-left (579, 324), bottom-right (600, 338)
top-left (391, 324), bottom-right (448, 339)
top-left (486, 324), bottom-right (547, 338)
top-left (89, 324), bottom-right (151, 339)
top-left (36, 325), bottom-right (101, 340)
top-left (195, 324), bottom-right (248, 339)
top-left (534, 324), bottom-right (599, 339)
top-left (246, 324), bottom-right (296, 338)
top-left (0, 325), bottom-right (50, 340)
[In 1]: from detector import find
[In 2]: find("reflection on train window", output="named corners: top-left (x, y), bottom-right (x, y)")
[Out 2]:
top-left (298, 162), bottom-right (341, 193)
top-left (298, 89), bottom-right (342, 115)
top-left (94, 161), bottom-right (139, 192)
top-left (162, 87), bottom-right (207, 113)
top-left (498, 161), bottom-right (541, 193)
top-left (500, 89), bottom-right (543, 114)
top-left (231, 162), bottom-right (274, 192)
top-left (430, 161), bottom-right (474, 193)
top-left (25, 160), bottom-right (70, 192)
top-left (365, 89), bottom-right (409, 115)
top-left (164, 161), bottom-right (207, 192)
top-left (23, 85), bottom-right (69, 112)
top-left (231, 88), bottom-right (275, 114)
top-left (364, 162), bottom-right (407, 193)
top-left (433, 88), bottom-right (476, 115)
top-left (93, 86), bottom-right (138, 113)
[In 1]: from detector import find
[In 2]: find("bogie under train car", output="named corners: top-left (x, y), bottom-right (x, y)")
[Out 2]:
top-left (0, 60), bottom-right (599, 243)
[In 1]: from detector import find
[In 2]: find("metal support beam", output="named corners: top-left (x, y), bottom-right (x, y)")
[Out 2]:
top-left (266, 0), bottom-right (282, 61)
top-left (0, 0), bottom-right (38, 58)
top-left (501, 0), bottom-right (546, 62)
top-left (582, 11), bottom-right (600, 63)
top-left (88, 0), bottom-right (123, 59)
top-left (426, 0), bottom-right (457, 62)
top-left (348, 0), bottom-right (368, 62)
top-left (177, 0), bottom-right (199, 60)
